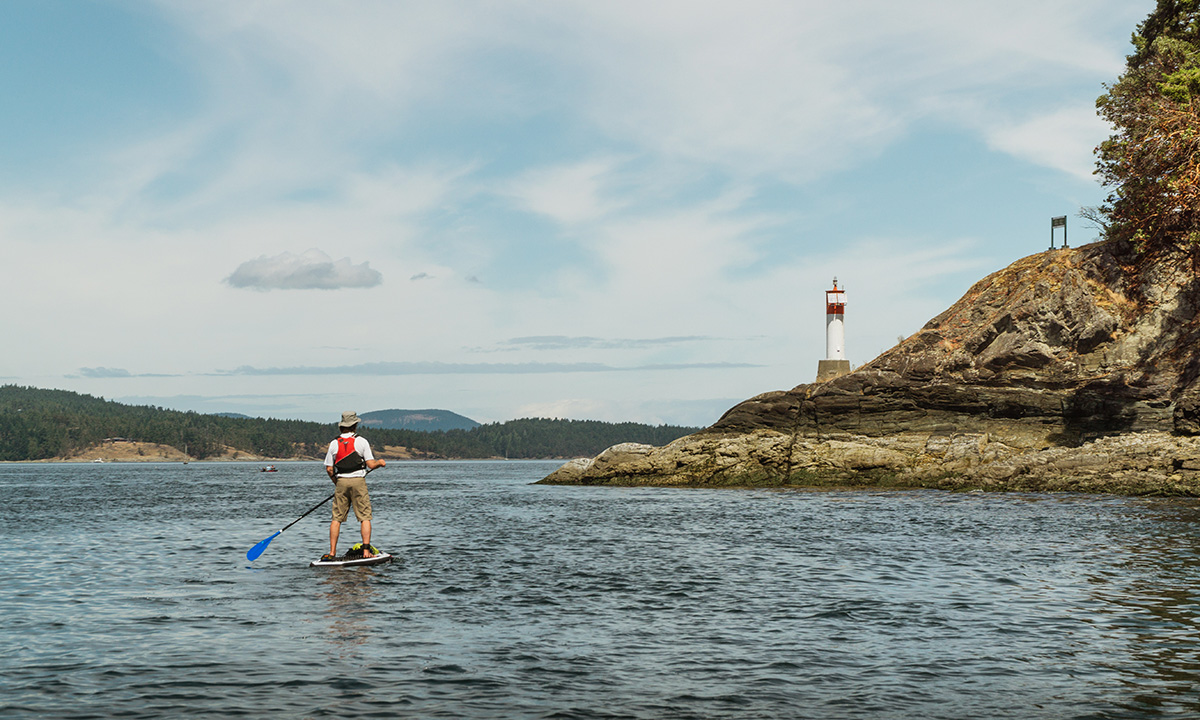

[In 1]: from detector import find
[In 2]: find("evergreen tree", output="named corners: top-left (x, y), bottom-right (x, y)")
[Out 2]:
top-left (1096, 0), bottom-right (1200, 251)
top-left (0, 385), bottom-right (701, 461)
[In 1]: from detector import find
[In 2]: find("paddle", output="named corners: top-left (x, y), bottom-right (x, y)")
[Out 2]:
top-left (246, 492), bottom-right (335, 561)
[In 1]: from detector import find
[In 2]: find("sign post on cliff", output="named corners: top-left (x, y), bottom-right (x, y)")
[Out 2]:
top-left (1050, 216), bottom-right (1067, 250)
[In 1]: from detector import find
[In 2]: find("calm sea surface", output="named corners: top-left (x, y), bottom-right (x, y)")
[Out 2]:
top-left (3, 460), bottom-right (1200, 719)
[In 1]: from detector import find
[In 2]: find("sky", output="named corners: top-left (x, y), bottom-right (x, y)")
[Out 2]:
top-left (1, 0), bottom-right (1153, 427)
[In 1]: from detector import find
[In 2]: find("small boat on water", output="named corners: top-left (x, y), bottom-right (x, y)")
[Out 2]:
top-left (260, 465), bottom-right (277, 472)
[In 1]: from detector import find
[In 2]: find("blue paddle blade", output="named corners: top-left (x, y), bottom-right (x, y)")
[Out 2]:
top-left (247, 531), bottom-right (281, 561)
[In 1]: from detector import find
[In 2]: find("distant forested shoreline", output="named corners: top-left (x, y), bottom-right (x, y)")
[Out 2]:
top-left (0, 385), bottom-right (700, 461)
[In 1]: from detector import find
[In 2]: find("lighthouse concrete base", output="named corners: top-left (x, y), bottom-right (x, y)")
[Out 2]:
top-left (816, 359), bottom-right (851, 383)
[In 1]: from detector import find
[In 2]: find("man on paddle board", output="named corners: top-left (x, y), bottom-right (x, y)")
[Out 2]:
top-left (322, 411), bottom-right (386, 561)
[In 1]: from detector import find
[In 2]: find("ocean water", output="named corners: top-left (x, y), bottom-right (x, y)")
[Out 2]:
top-left (3, 460), bottom-right (1200, 719)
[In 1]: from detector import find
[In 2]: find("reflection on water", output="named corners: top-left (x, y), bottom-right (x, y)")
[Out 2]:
top-left (320, 568), bottom-right (381, 652)
top-left (3, 462), bottom-right (1200, 719)
top-left (1088, 500), bottom-right (1200, 716)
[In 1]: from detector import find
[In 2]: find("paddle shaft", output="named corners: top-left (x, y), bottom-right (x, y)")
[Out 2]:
top-left (279, 491), bottom-right (336, 533)
top-left (279, 465), bottom-right (375, 533)
top-left (247, 467), bottom-right (375, 561)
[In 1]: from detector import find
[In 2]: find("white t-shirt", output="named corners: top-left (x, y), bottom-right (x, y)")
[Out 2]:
top-left (324, 433), bottom-right (375, 477)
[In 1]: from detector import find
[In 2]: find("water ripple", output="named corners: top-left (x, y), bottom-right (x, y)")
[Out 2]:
top-left (4, 463), bottom-right (1200, 718)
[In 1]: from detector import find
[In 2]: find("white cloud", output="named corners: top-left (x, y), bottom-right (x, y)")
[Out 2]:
top-left (502, 157), bottom-right (628, 225)
top-left (527, 0), bottom-right (1134, 180)
top-left (1, 0), bottom-right (1151, 425)
top-left (542, 2), bottom-right (899, 180)
top-left (224, 249), bottom-right (383, 290)
top-left (154, 0), bottom-right (1137, 192)
top-left (984, 106), bottom-right (1111, 182)
top-left (592, 203), bottom-right (771, 299)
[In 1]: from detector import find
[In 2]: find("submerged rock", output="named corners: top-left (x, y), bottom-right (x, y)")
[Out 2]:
top-left (541, 242), bottom-right (1200, 494)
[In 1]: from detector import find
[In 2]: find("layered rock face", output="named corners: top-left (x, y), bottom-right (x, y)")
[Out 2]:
top-left (541, 241), bottom-right (1200, 493)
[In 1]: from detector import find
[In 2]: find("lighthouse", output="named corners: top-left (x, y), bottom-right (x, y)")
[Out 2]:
top-left (816, 277), bottom-right (851, 382)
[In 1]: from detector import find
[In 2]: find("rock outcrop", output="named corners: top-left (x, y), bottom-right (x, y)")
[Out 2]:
top-left (540, 241), bottom-right (1200, 494)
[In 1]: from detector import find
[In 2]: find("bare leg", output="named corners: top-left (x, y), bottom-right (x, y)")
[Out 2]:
top-left (329, 520), bottom-right (341, 557)
top-left (361, 520), bottom-right (373, 556)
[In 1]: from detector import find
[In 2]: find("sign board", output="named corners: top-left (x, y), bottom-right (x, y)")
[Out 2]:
top-left (1050, 216), bottom-right (1067, 249)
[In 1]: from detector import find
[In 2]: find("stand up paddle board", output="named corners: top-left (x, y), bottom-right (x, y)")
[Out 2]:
top-left (309, 552), bottom-right (394, 568)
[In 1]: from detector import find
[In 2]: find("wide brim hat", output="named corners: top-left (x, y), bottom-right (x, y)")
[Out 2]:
top-left (339, 411), bottom-right (361, 428)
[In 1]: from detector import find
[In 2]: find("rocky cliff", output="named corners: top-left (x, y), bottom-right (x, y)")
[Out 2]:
top-left (540, 241), bottom-right (1200, 494)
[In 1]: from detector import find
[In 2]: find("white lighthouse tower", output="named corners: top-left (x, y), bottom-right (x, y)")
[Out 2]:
top-left (816, 277), bottom-right (851, 382)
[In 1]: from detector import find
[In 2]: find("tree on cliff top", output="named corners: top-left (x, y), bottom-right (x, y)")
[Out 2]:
top-left (1096, 0), bottom-right (1200, 251)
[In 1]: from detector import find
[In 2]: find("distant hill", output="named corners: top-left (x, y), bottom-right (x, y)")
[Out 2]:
top-left (0, 385), bottom-right (701, 461)
top-left (359, 409), bottom-right (480, 432)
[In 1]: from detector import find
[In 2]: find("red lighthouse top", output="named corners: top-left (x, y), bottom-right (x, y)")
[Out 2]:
top-left (826, 277), bottom-right (845, 316)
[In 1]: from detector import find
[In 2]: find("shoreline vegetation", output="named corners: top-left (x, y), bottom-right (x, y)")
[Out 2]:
top-left (13, 439), bottom-right (568, 463)
top-left (0, 386), bottom-right (698, 464)
top-left (6, 438), bottom-right (441, 464)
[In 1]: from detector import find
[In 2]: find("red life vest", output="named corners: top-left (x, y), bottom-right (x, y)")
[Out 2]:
top-left (335, 435), bottom-right (358, 464)
top-left (333, 435), bottom-right (366, 474)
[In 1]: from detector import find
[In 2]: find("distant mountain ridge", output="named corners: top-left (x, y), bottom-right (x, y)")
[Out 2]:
top-left (0, 385), bottom-right (700, 461)
top-left (358, 408), bottom-right (480, 432)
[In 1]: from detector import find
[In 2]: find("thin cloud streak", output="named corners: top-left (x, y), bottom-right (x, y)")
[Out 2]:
top-left (75, 367), bottom-right (180, 379)
top-left (215, 361), bottom-right (761, 377)
top-left (499, 335), bottom-right (713, 351)
top-left (78, 367), bottom-right (132, 378)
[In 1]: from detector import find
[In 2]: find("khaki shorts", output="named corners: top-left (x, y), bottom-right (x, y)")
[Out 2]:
top-left (331, 476), bottom-right (372, 522)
